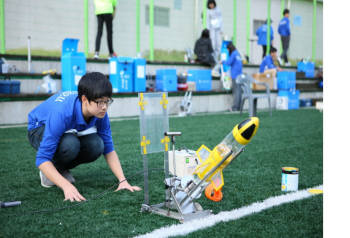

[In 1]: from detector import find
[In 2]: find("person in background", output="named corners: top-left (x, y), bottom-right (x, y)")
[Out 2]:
top-left (194, 29), bottom-right (216, 67)
top-left (221, 42), bottom-right (243, 111)
top-left (278, 9), bottom-right (291, 66)
top-left (256, 19), bottom-right (274, 59)
top-left (259, 46), bottom-right (282, 73)
top-left (93, 0), bottom-right (118, 59)
top-left (206, 0), bottom-right (223, 63)
top-left (27, 72), bottom-right (141, 202)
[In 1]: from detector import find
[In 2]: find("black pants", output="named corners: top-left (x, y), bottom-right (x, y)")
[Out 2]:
top-left (28, 126), bottom-right (104, 170)
top-left (262, 45), bottom-right (272, 59)
top-left (280, 36), bottom-right (290, 63)
top-left (95, 13), bottom-right (114, 54)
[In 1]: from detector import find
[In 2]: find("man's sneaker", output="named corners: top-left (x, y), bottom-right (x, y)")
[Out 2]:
top-left (39, 171), bottom-right (55, 188)
top-left (277, 57), bottom-right (283, 66)
top-left (60, 170), bottom-right (75, 184)
top-left (93, 52), bottom-right (99, 59)
top-left (39, 170), bottom-right (75, 188)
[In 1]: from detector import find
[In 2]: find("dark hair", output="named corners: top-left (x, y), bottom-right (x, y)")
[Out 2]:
top-left (283, 9), bottom-right (290, 16)
top-left (78, 72), bottom-right (112, 101)
top-left (227, 42), bottom-right (236, 55)
top-left (270, 46), bottom-right (277, 54)
top-left (201, 29), bottom-right (210, 38)
top-left (207, 0), bottom-right (216, 9)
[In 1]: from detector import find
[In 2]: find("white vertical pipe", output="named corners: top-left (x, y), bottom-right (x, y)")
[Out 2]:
top-left (27, 36), bottom-right (31, 72)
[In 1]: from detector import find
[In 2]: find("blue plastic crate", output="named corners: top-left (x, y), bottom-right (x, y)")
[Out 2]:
top-left (0, 80), bottom-right (20, 94)
top-left (278, 90), bottom-right (289, 97)
top-left (156, 69), bottom-right (177, 92)
top-left (277, 71), bottom-right (296, 90)
top-left (304, 62), bottom-right (315, 78)
top-left (297, 61), bottom-right (315, 78)
top-left (288, 89), bottom-right (300, 110)
top-left (187, 69), bottom-right (212, 91)
top-left (109, 57), bottom-right (134, 93)
top-left (61, 38), bottom-right (86, 92)
top-left (133, 58), bottom-right (146, 92)
top-left (297, 61), bottom-right (306, 72)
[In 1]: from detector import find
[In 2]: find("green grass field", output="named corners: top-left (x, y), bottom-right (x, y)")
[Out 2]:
top-left (0, 109), bottom-right (323, 237)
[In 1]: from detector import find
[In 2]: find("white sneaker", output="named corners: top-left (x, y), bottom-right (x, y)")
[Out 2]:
top-left (93, 52), bottom-right (99, 59)
top-left (39, 170), bottom-right (75, 188)
top-left (285, 62), bottom-right (291, 66)
top-left (278, 57), bottom-right (283, 66)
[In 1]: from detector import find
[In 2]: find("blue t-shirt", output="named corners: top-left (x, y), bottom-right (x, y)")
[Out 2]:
top-left (278, 17), bottom-right (291, 36)
top-left (28, 92), bottom-right (114, 167)
top-left (222, 49), bottom-right (243, 80)
top-left (256, 24), bottom-right (274, 46)
top-left (259, 55), bottom-right (276, 73)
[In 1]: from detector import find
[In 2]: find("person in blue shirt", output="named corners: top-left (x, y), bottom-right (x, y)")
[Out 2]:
top-left (278, 9), bottom-right (291, 65)
top-left (27, 72), bottom-right (141, 202)
top-left (256, 19), bottom-right (274, 59)
top-left (221, 42), bottom-right (243, 111)
top-left (259, 46), bottom-right (281, 73)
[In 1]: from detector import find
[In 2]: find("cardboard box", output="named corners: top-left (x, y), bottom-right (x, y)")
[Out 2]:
top-left (252, 69), bottom-right (277, 90)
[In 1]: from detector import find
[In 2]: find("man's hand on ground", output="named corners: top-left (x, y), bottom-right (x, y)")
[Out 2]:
top-left (63, 183), bottom-right (86, 202)
top-left (115, 180), bottom-right (142, 192)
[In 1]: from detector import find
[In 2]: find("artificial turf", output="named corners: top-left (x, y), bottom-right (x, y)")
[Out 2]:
top-left (0, 109), bottom-right (323, 237)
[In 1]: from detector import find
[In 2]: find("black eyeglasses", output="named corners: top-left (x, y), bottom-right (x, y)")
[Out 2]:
top-left (92, 98), bottom-right (114, 108)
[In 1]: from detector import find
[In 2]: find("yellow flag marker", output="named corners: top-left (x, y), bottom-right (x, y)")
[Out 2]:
top-left (161, 136), bottom-right (170, 151)
top-left (139, 93), bottom-right (148, 111)
top-left (140, 136), bottom-right (150, 154)
top-left (160, 93), bottom-right (168, 109)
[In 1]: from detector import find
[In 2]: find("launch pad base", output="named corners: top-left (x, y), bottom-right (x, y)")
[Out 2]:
top-left (141, 203), bottom-right (212, 223)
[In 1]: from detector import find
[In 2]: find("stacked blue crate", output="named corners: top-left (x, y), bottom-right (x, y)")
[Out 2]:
top-left (277, 71), bottom-right (296, 90)
top-left (156, 69), bottom-right (177, 92)
top-left (61, 38), bottom-right (86, 92)
top-left (187, 69), bottom-right (212, 91)
top-left (109, 57), bottom-right (134, 93)
top-left (276, 71), bottom-right (299, 110)
top-left (134, 58), bottom-right (146, 92)
top-left (288, 89), bottom-right (300, 109)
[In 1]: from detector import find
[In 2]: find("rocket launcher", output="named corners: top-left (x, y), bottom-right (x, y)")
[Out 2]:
top-left (194, 117), bottom-right (259, 201)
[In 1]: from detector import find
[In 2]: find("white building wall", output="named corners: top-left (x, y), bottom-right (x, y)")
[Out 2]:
top-left (288, 0), bottom-right (323, 60)
top-left (5, 0), bottom-right (85, 52)
top-left (3, 0), bottom-right (323, 62)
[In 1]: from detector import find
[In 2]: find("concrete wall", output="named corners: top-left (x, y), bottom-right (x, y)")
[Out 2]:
top-left (4, 0), bottom-right (323, 62)
top-left (0, 91), bottom-right (323, 125)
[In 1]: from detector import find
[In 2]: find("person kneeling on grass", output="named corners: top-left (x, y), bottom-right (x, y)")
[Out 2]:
top-left (27, 72), bottom-right (141, 202)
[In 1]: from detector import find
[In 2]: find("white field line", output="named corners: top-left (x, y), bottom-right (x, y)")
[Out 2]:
top-left (134, 185), bottom-right (323, 238)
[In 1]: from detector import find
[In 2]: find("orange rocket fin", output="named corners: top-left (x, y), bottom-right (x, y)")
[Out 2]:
top-left (205, 182), bottom-right (223, 202)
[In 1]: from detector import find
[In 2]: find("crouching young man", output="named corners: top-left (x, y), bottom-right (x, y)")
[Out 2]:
top-left (27, 72), bottom-right (141, 202)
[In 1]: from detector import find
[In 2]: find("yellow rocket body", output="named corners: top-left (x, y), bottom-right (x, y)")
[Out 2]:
top-left (194, 117), bottom-right (259, 191)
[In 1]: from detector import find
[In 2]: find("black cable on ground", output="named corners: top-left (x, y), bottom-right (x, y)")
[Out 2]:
top-left (0, 167), bottom-right (164, 217)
